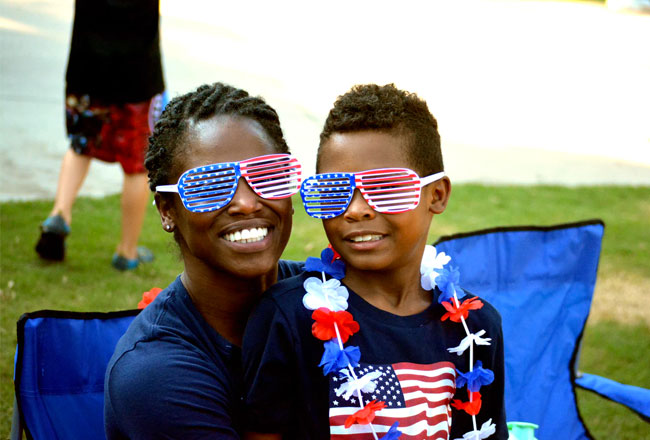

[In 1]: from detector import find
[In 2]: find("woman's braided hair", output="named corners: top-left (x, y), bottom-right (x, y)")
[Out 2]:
top-left (318, 83), bottom-right (443, 176)
top-left (145, 82), bottom-right (289, 191)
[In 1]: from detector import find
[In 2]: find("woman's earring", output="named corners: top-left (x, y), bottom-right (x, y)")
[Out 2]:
top-left (165, 224), bottom-right (172, 231)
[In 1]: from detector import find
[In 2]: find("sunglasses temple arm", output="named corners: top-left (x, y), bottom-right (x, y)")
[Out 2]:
top-left (420, 171), bottom-right (446, 186)
top-left (155, 184), bottom-right (180, 194)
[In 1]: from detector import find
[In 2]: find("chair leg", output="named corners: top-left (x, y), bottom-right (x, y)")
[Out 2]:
top-left (10, 395), bottom-right (23, 440)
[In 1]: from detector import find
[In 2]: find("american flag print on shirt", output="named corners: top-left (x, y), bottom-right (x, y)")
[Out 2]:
top-left (328, 361), bottom-right (457, 440)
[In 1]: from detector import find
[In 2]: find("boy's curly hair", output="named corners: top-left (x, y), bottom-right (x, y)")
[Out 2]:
top-left (318, 83), bottom-right (443, 176)
top-left (145, 82), bottom-right (289, 192)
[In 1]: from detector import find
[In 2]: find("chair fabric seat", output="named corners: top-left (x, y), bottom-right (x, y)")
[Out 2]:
top-left (14, 310), bottom-right (139, 439)
top-left (434, 220), bottom-right (604, 440)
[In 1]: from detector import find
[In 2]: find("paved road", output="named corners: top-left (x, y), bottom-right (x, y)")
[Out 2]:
top-left (1, 0), bottom-right (649, 201)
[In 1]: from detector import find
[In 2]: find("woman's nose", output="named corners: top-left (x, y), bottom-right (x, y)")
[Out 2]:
top-left (227, 178), bottom-right (263, 214)
top-left (342, 189), bottom-right (375, 221)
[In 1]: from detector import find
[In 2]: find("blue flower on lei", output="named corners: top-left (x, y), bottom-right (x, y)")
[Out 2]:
top-left (305, 247), bottom-right (346, 280)
top-left (434, 266), bottom-right (463, 304)
top-left (456, 360), bottom-right (495, 392)
top-left (319, 339), bottom-right (360, 375)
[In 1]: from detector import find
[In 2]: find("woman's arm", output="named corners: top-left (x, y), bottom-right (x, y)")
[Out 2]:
top-left (106, 342), bottom-right (241, 439)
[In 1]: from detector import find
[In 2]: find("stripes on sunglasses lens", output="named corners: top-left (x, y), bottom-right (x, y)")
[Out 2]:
top-left (356, 168), bottom-right (422, 213)
top-left (241, 154), bottom-right (302, 199)
top-left (301, 174), bottom-right (354, 219)
top-left (180, 163), bottom-right (238, 212)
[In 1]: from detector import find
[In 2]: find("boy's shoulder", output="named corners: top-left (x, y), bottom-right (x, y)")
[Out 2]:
top-left (457, 289), bottom-right (503, 331)
top-left (262, 271), bottom-right (312, 309)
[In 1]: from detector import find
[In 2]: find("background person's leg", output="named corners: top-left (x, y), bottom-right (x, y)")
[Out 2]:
top-left (50, 149), bottom-right (92, 225)
top-left (36, 149), bottom-right (92, 260)
top-left (114, 172), bottom-right (150, 261)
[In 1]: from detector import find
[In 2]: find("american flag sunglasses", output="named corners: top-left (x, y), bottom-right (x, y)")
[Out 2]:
top-left (300, 168), bottom-right (445, 219)
top-left (156, 154), bottom-right (302, 213)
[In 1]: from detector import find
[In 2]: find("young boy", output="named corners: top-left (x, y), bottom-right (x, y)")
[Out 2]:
top-left (243, 84), bottom-right (507, 440)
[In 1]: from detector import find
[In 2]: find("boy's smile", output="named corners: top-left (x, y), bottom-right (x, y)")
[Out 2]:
top-left (343, 229), bottom-right (386, 251)
top-left (346, 232), bottom-right (383, 243)
top-left (317, 130), bottom-right (447, 280)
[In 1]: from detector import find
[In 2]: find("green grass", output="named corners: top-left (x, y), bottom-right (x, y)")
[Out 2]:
top-left (2, 185), bottom-right (649, 438)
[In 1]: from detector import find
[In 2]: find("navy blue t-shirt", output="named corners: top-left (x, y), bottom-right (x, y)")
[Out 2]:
top-left (243, 271), bottom-right (508, 439)
top-left (104, 260), bottom-right (303, 439)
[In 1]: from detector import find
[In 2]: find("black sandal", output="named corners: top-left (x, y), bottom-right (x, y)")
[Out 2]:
top-left (35, 215), bottom-right (70, 261)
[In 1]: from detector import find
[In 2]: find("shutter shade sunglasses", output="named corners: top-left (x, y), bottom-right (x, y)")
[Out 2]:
top-left (156, 154), bottom-right (302, 213)
top-left (300, 168), bottom-right (445, 219)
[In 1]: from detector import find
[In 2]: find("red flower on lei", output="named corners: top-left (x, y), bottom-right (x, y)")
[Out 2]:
top-left (344, 400), bottom-right (386, 428)
top-left (451, 390), bottom-right (483, 416)
top-left (441, 296), bottom-right (484, 322)
top-left (327, 243), bottom-right (342, 261)
top-left (311, 308), bottom-right (359, 343)
top-left (137, 287), bottom-right (162, 309)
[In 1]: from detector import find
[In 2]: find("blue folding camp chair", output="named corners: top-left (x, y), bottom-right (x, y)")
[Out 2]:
top-left (12, 220), bottom-right (648, 439)
top-left (433, 219), bottom-right (650, 440)
top-left (12, 309), bottom-right (139, 440)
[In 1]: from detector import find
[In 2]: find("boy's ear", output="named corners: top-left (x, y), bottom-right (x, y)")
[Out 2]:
top-left (427, 176), bottom-right (451, 215)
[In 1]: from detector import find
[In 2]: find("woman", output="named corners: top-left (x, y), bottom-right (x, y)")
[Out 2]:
top-left (104, 83), bottom-right (303, 439)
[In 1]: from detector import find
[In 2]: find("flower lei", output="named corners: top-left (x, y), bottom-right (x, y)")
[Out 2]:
top-left (137, 287), bottom-right (162, 309)
top-left (302, 245), bottom-right (496, 440)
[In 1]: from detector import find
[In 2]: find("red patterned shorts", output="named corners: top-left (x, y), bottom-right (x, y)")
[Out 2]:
top-left (65, 93), bottom-right (166, 174)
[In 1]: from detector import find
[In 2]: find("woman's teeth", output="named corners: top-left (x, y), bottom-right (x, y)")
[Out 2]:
top-left (350, 234), bottom-right (382, 243)
top-left (224, 227), bottom-right (268, 243)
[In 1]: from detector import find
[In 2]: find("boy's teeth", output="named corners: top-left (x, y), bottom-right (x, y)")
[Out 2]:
top-left (350, 234), bottom-right (382, 243)
top-left (224, 227), bottom-right (268, 243)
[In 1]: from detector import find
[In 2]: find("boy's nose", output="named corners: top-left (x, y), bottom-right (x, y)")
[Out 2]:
top-left (343, 189), bottom-right (375, 221)
top-left (227, 178), bottom-right (263, 215)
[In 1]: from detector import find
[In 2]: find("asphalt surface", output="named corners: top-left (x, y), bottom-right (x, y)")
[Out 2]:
top-left (1, 0), bottom-right (649, 202)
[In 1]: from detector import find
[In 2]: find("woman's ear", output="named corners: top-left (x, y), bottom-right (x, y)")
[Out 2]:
top-left (155, 193), bottom-right (176, 232)
top-left (427, 176), bottom-right (451, 215)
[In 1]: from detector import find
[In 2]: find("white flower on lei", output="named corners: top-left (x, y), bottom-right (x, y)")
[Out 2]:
top-left (420, 245), bottom-right (452, 291)
top-left (302, 277), bottom-right (349, 311)
top-left (447, 329), bottom-right (492, 356)
top-left (335, 370), bottom-right (383, 400)
top-left (454, 418), bottom-right (496, 440)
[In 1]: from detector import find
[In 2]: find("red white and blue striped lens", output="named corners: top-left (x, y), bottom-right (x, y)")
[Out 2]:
top-left (156, 154), bottom-right (302, 213)
top-left (300, 168), bottom-right (445, 219)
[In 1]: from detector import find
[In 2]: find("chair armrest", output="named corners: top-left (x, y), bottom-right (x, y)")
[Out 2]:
top-left (575, 372), bottom-right (650, 422)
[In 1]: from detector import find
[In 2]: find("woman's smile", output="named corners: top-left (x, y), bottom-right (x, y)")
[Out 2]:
top-left (222, 226), bottom-right (269, 243)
